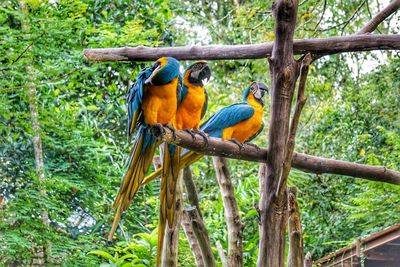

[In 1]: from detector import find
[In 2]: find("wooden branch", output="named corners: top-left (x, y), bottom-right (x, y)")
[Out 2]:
top-left (216, 240), bottom-right (227, 267)
top-left (304, 252), bottom-right (312, 267)
top-left (161, 172), bottom-right (183, 267)
top-left (258, 1), bottom-right (299, 266)
top-left (181, 211), bottom-right (205, 267)
top-left (276, 53), bottom-right (312, 196)
top-left (183, 167), bottom-right (202, 218)
top-left (287, 187), bottom-right (305, 267)
top-left (151, 126), bottom-right (400, 184)
top-left (357, 0), bottom-right (400, 34)
top-left (182, 207), bottom-right (216, 267)
top-left (83, 35), bottom-right (400, 62)
top-left (212, 157), bottom-right (244, 267)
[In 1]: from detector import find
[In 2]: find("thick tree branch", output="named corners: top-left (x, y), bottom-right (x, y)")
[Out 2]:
top-left (212, 157), bottom-right (243, 267)
top-left (276, 53), bottom-right (312, 196)
top-left (151, 126), bottom-right (400, 184)
top-left (216, 240), bottom-right (227, 267)
top-left (258, 1), bottom-right (299, 266)
top-left (182, 207), bottom-right (216, 267)
top-left (304, 252), bottom-right (312, 267)
top-left (287, 187), bottom-right (305, 267)
top-left (183, 167), bottom-right (202, 218)
top-left (357, 0), bottom-right (400, 34)
top-left (83, 35), bottom-right (400, 62)
top-left (161, 173), bottom-right (183, 267)
top-left (181, 211), bottom-right (205, 267)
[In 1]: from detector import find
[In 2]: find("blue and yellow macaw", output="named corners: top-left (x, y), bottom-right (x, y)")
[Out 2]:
top-left (179, 81), bottom-right (268, 167)
top-left (108, 57), bottom-right (181, 242)
top-left (157, 61), bottom-right (211, 266)
top-left (142, 81), bottom-right (268, 183)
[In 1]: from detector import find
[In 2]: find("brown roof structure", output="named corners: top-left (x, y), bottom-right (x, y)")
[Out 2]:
top-left (315, 224), bottom-right (400, 267)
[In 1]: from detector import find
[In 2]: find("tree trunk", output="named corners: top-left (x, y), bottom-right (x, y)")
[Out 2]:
top-left (181, 212), bottom-right (205, 267)
top-left (257, 1), bottom-right (299, 267)
top-left (287, 187), bottom-right (304, 267)
top-left (161, 172), bottom-right (183, 267)
top-left (182, 207), bottom-right (216, 267)
top-left (20, 2), bottom-right (49, 266)
top-left (212, 157), bottom-right (243, 267)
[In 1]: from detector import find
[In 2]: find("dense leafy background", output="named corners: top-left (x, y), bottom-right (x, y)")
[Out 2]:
top-left (1, 0), bottom-right (399, 266)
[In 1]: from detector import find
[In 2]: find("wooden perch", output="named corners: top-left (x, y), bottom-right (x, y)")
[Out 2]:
top-left (182, 207), bottom-right (216, 267)
top-left (357, 0), bottom-right (400, 34)
top-left (183, 167), bottom-right (202, 218)
top-left (161, 173), bottom-right (183, 267)
top-left (258, 1), bottom-right (299, 266)
top-left (212, 157), bottom-right (244, 267)
top-left (150, 125), bottom-right (400, 185)
top-left (83, 35), bottom-right (400, 62)
top-left (181, 211), bottom-right (205, 267)
top-left (287, 187), bottom-right (305, 267)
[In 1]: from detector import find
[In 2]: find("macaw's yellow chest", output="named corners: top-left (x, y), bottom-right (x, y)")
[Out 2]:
top-left (141, 77), bottom-right (179, 126)
top-left (223, 99), bottom-right (264, 143)
top-left (174, 85), bottom-right (206, 130)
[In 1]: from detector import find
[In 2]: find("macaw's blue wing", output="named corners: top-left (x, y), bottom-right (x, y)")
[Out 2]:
top-left (201, 89), bottom-right (208, 119)
top-left (200, 103), bottom-right (255, 138)
top-left (127, 67), bottom-right (153, 140)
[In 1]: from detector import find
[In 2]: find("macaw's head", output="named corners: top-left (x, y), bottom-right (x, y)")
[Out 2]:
top-left (243, 81), bottom-right (269, 106)
top-left (145, 57), bottom-right (180, 85)
top-left (184, 61), bottom-right (211, 86)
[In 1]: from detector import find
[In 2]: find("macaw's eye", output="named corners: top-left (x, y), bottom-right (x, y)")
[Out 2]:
top-left (152, 61), bottom-right (161, 69)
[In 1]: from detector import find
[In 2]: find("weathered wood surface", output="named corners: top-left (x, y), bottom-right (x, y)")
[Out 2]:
top-left (84, 35), bottom-right (400, 62)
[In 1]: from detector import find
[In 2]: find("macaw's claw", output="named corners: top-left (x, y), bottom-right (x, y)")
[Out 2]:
top-left (165, 124), bottom-right (177, 140)
top-left (227, 138), bottom-right (244, 150)
top-left (183, 129), bottom-right (196, 140)
top-left (245, 142), bottom-right (261, 151)
top-left (193, 129), bottom-right (209, 146)
top-left (152, 123), bottom-right (166, 137)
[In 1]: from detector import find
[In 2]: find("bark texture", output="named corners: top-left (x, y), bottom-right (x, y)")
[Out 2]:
top-left (183, 167), bottom-right (202, 217)
top-left (181, 214), bottom-right (205, 267)
top-left (161, 173), bottom-right (183, 267)
top-left (212, 157), bottom-right (243, 267)
top-left (258, 1), bottom-right (299, 266)
top-left (357, 0), bottom-right (400, 34)
top-left (182, 207), bottom-right (216, 267)
top-left (287, 187), bottom-right (304, 267)
top-left (151, 126), bottom-right (400, 184)
top-left (83, 35), bottom-right (400, 62)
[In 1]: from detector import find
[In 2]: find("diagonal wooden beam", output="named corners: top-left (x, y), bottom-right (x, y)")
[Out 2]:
top-left (151, 126), bottom-right (400, 185)
top-left (83, 35), bottom-right (400, 62)
top-left (357, 0), bottom-right (400, 34)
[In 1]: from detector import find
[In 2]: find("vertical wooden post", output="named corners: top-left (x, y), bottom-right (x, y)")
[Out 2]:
top-left (304, 252), bottom-right (312, 267)
top-left (258, 1), bottom-right (299, 267)
top-left (287, 187), bottom-right (305, 267)
top-left (161, 173), bottom-right (183, 267)
top-left (212, 156), bottom-right (244, 267)
top-left (182, 207), bottom-right (216, 267)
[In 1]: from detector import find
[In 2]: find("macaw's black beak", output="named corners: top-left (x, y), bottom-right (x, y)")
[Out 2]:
top-left (190, 64), bottom-right (211, 83)
top-left (257, 82), bottom-right (269, 96)
top-left (145, 62), bottom-right (162, 85)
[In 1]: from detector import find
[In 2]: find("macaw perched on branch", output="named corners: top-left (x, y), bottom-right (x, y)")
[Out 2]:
top-left (157, 61), bottom-right (211, 266)
top-left (108, 57), bottom-right (181, 242)
top-left (143, 81), bottom-right (269, 184)
top-left (180, 81), bottom-right (268, 167)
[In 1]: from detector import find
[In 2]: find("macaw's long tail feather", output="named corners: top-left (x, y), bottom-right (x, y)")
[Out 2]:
top-left (108, 127), bottom-right (156, 241)
top-left (156, 143), bottom-right (181, 266)
top-left (141, 150), bottom-right (203, 187)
